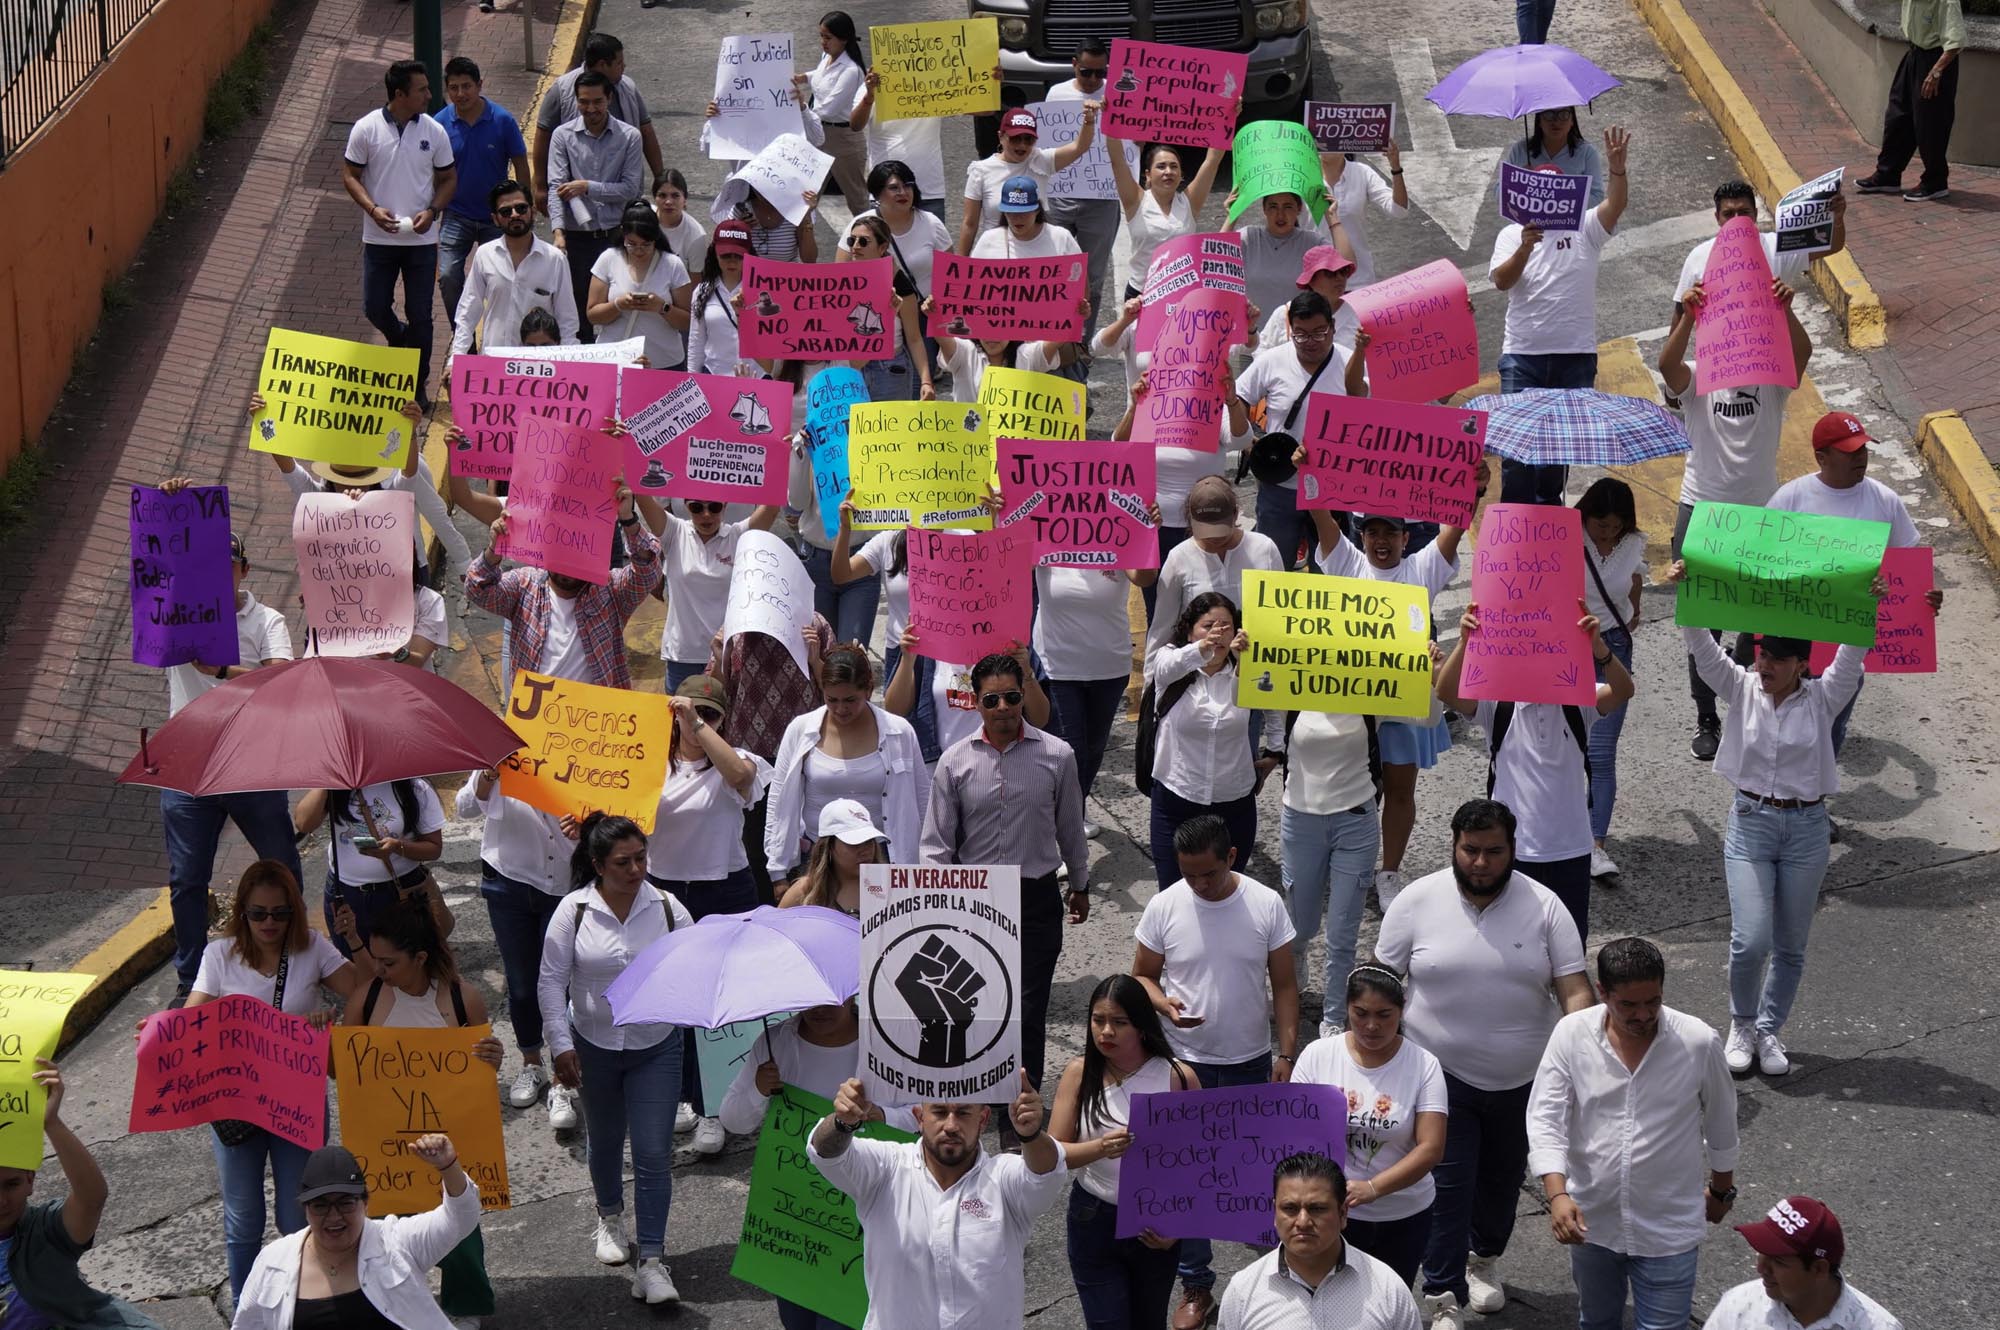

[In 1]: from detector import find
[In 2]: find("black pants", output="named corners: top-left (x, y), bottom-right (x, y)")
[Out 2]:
top-left (1876, 44), bottom-right (1958, 192)
top-left (1520, 853), bottom-right (1592, 943)
top-left (562, 229), bottom-right (618, 343)
top-left (1020, 871), bottom-right (1065, 1090)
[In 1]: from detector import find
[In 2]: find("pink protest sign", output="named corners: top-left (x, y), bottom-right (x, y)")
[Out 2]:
top-left (499, 411), bottom-right (623, 583)
top-left (1131, 287), bottom-right (1244, 452)
top-left (1345, 259), bottom-right (1479, 403)
top-left (1694, 216), bottom-right (1797, 397)
top-left (293, 490), bottom-right (416, 657)
top-left (1138, 234), bottom-right (1247, 347)
top-left (930, 253), bottom-right (1087, 342)
top-left (619, 368), bottom-right (792, 505)
top-left (1463, 503), bottom-right (1595, 706)
top-left (1809, 545), bottom-right (1936, 674)
top-left (1102, 40), bottom-right (1246, 149)
top-left (905, 526), bottom-right (1034, 660)
top-left (998, 439), bottom-right (1158, 569)
top-left (740, 255), bottom-right (896, 362)
top-left (449, 356), bottom-right (617, 481)
top-left (130, 995), bottom-right (331, 1151)
top-left (1297, 395), bottom-right (1485, 527)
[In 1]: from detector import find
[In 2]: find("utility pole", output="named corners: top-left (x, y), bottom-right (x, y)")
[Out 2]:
top-left (415, 0), bottom-right (444, 112)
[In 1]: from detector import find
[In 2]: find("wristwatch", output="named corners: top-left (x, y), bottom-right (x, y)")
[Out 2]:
top-left (1708, 1183), bottom-right (1737, 1204)
top-left (833, 1115), bottom-right (864, 1134)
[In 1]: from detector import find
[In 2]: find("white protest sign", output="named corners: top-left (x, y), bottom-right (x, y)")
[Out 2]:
top-left (481, 338), bottom-right (646, 367)
top-left (720, 529), bottom-right (815, 675)
top-left (293, 490), bottom-right (415, 657)
top-left (1776, 166), bottom-right (1844, 255)
top-left (1034, 101), bottom-right (1138, 202)
top-left (731, 134), bottom-right (834, 227)
top-left (708, 33), bottom-right (799, 162)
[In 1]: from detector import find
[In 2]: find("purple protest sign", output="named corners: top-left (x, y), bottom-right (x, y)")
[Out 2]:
top-left (1694, 216), bottom-right (1797, 397)
top-left (1132, 287), bottom-right (1244, 452)
top-left (129, 484), bottom-right (239, 669)
top-left (449, 357), bottom-right (618, 481)
top-left (929, 252), bottom-right (1087, 342)
top-left (1498, 162), bottom-right (1588, 231)
top-left (1463, 503), bottom-right (1595, 706)
top-left (1115, 1083), bottom-right (1348, 1244)
top-left (1304, 102), bottom-right (1396, 153)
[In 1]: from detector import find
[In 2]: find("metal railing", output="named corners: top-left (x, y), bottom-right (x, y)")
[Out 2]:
top-left (1, 0), bottom-right (166, 165)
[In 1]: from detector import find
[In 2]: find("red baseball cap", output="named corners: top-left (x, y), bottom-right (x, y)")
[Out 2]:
top-left (1811, 411), bottom-right (1871, 453)
top-left (713, 219), bottom-right (753, 255)
top-left (1735, 1196), bottom-right (1845, 1268)
top-left (1001, 108), bottom-right (1039, 140)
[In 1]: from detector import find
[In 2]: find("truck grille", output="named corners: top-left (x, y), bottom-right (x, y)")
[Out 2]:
top-left (1039, 0), bottom-right (1244, 58)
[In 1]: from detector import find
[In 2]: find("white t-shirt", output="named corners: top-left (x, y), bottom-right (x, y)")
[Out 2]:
top-left (1290, 1033), bottom-right (1447, 1221)
top-left (1132, 874), bottom-right (1296, 1064)
top-left (1474, 700), bottom-right (1594, 863)
top-left (193, 934), bottom-right (349, 1015)
top-left (1677, 386), bottom-right (1792, 507)
top-left (1281, 710), bottom-right (1374, 815)
top-left (857, 529), bottom-right (910, 643)
top-left (965, 148), bottom-right (1058, 231)
top-left (1034, 568), bottom-right (1134, 681)
top-left (1675, 231), bottom-right (1810, 301)
top-left (541, 593), bottom-right (591, 681)
top-left (855, 207), bottom-right (954, 298)
top-left (658, 514), bottom-right (746, 664)
top-left (411, 586), bottom-right (449, 655)
top-left (343, 107), bottom-right (455, 247)
top-left (589, 246), bottom-right (691, 369)
top-left (863, 117), bottom-right (948, 201)
top-left (658, 213), bottom-right (709, 276)
top-left (647, 749), bottom-right (771, 881)
top-left (1491, 209), bottom-right (1613, 355)
top-left (970, 221), bottom-right (1083, 262)
top-left (1236, 342), bottom-right (1353, 492)
top-left (1584, 531), bottom-right (1645, 627)
top-left (166, 591), bottom-right (294, 717)
top-left (930, 660), bottom-right (984, 753)
top-left (937, 339), bottom-right (1060, 403)
top-left (1315, 530), bottom-right (1458, 602)
top-left (327, 780), bottom-right (447, 884)
top-left (1766, 473), bottom-right (1919, 547)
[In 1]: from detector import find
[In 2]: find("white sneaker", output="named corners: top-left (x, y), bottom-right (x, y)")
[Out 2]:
top-left (1465, 1253), bottom-right (1505, 1313)
top-left (1319, 1017), bottom-right (1342, 1041)
top-left (674, 1101), bottom-right (698, 1134)
top-left (1420, 1291), bottom-right (1464, 1330)
top-left (1725, 1021), bottom-right (1756, 1074)
top-left (592, 1216), bottom-right (629, 1265)
top-left (547, 1084), bottom-right (579, 1131)
top-left (1590, 845), bottom-right (1620, 879)
top-left (1373, 869), bottom-right (1406, 911)
top-left (507, 1062), bottom-right (548, 1108)
top-left (631, 1258), bottom-right (679, 1305)
top-left (449, 1318), bottom-right (480, 1330)
top-left (1084, 819), bottom-right (1102, 839)
top-left (1757, 1032), bottom-right (1791, 1076)
top-left (692, 1115), bottom-right (726, 1154)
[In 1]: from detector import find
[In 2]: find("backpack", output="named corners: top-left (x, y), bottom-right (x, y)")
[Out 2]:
top-left (1485, 702), bottom-right (1592, 809)
top-left (1131, 672), bottom-right (1200, 796)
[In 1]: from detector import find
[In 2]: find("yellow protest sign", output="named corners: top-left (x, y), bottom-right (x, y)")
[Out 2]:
top-left (332, 1024), bottom-right (510, 1215)
top-left (1237, 571), bottom-right (1432, 717)
top-left (848, 403), bottom-right (994, 531)
top-left (870, 19), bottom-right (1001, 120)
top-left (249, 328), bottom-right (422, 468)
top-left (975, 365), bottom-right (1087, 465)
top-left (497, 672), bottom-right (670, 831)
top-left (0, 971), bottom-right (92, 1169)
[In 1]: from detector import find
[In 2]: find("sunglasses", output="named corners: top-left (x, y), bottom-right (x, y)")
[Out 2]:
top-left (495, 202), bottom-right (532, 217)
top-left (844, 235), bottom-right (875, 248)
top-left (243, 906), bottom-right (295, 923)
top-left (305, 1195), bottom-right (362, 1217)
top-left (1074, 67), bottom-right (1107, 80)
top-left (685, 501), bottom-right (726, 516)
top-left (979, 690), bottom-right (1024, 710)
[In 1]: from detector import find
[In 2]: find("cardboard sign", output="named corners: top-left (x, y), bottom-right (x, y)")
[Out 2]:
top-left (805, 367), bottom-right (871, 542)
top-left (905, 527), bottom-right (1034, 661)
top-left (848, 403), bottom-right (995, 529)
top-left (1238, 571), bottom-right (1432, 717)
top-left (130, 995), bottom-right (330, 1151)
top-left (293, 490), bottom-right (416, 658)
top-left (249, 328), bottom-right (420, 468)
top-left (1304, 102), bottom-right (1396, 153)
top-left (619, 369), bottom-right (791, 504)
top-left (998, 439), bottom-right (1158, 569)
top-left (1037, 100), bottom-right (1138, 201)
top-left (694, 1017), bottom-right (791, 1117)
top-left (708, 33), bottom-right (799, 161)
top-left (1225, 120), bottom-right (1327, 226)
top-left (929, 252), bottom-right (1087, 342)
top-left (721, 530), bottom-right (816, 676)
top-left (1132, 287), bottom-right (1244, 452)
top-left (974, 366), bottom-right (1087, 452)
top-left (1777, 167), bottom-right (1844, 256)
top-left (1345, 259), bottom-right (1479, 403)
top-left (1695, 216), bottom-right (1798, 397)
top-left (1102, 40), bottom-right (1244, 149)
top-left (333, 1025), bottom-right (511, 1215)
top-left (498, 412), bottom-right (623, 583)
top-left (449, 356), bottom-right (618, 482)
top-left (869, 18), bottom-right (1001, 120)
top-left (857, 864), bottom-right (1022, 1107)
top-left (1297, 396), bottom-right (1485, 527)
top-left (0, 971), bottom-right (91, 1169)
top-left (498, 672), bottom-right (671, 829)
top-left (1809, 545), bottom-right (1935, 674)
top-left (741, 255), bottom-right (896, 362)
top-left (1462, 504), bottom-right (1595, 706)
top-left (129, 484), bottom-right (238, 669)
top-left (1674, 502), bottom-right (1888, 647)
top-left (732, 134), bottom-right (834, 227)
top-left (1138, 233), bottom-right (1248, 348)
top-left (1498, 162), bottom-right (1589, 231)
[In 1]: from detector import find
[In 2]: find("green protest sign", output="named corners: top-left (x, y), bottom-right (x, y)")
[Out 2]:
top-left (1674, 502), bottom-right (1888, 646)
top-left (730, 1085), bottom-right (915, 1326)
top-left (1226, 120), bottom-right (1329, 226)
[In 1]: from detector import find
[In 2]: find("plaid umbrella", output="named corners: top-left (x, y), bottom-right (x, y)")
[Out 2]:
top-left (1462, 389), bottom-right (1689, 466)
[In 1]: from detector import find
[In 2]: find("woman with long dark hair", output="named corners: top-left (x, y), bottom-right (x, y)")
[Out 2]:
top-left (586, 201), bottom-right (691, 371)
top-left (843, 214), bottom-right (934, 403)
top-left (1106, 139), bottom-right (1225, 298)
top-left (1577, 477), bottom-right (1644, 878)
top-left (294, 779), bottom-right (446, 959)
top-left (685, 219), bottom-right (755, 377)
top-left (796, 11), bottom-right (871, 213)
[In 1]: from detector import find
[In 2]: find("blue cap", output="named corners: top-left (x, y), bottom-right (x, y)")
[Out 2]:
top-left (997, 175), bottom-right (1041, 213)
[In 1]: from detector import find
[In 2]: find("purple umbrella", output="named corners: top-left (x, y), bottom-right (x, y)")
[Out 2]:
top-left (1426, 44), bottom-right (1621, 119)
top-left (604, 905), bottom-right (859, 1028)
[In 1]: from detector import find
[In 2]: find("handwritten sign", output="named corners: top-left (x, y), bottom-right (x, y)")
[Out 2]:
top-left (975, 366), bottom-right (1086, 453)
top-left (731, 1085), bottom-right (914, 1326)
top-left (1138, 233), bottom-right (1248, 347)
top-left (1225, 120), bottom-right (1327, 226)
top-left (731, 134), bottom-right (834, 227)
top-left (482, 338), bottom-right (645, 368)
top-left (1102, 40), bottom-right (1245, 149)
top-left (1305, 102), bottom-right (1396, 153)
top-left (1238, 571), bottom-right (1432, 717)
top-left (1037, 100), bottom-right (1137, 201)
top-left (130, 995), bottom-right (330, 1151)
top-left (869, 19), bottom-right (1000, 120)
top-left (293, 491), bottom-right (415, 658)
top-left (249, 328), bottom-right (419, 468)
top-left (1498, 162), bottom-right (1589, 231)
top-left (1133, 287), bottom-right (1244, 452)
top-left (695, 1017), bottom-right (790, 1117)
top-left (1115, 1083), bottom-right (1348, 1244)
top-left (333, 1025), bottom-right (510, 1215)
top-left (619, 368), bottom-right (791, 504)
top-left (741, 256), bottom-right (896, 362)
top-left (1298, 396), bottom-right (1485, 527)
top-left (498, 412), bottom-right (622, 583)
top-left (1777, 166), bottom-right (1844, 255)
top-left (848, 403), bottom-right (994, 529)
top-left (805, 367), bottom-right (870, 542)
top-left (0, 971), bottom-right (90, 1169)
top-left (708, 33), bottom-right (798, 161)
top-left (1676, 502), bottom-right (1888, 646)
top-left (499, 671), bottom-right (671, 829)
top-left (1462, 504), bottom-right (1594, 706)
top-left (129, 484), bottom-right (237, 669)
top-left (1809, 545), bottom-right (1934, 674)
top-left (998, 439), bottom-right (1157, 569)
top-left (906, 527), bottom-right (1034, 661)
top-left (449, 356), bottom-right (617, 481)
top-left (930, 252), bottom-right (1087, 342)
top-left (1695, 216), bottom-right (1797, 397)
top-left (721, 529), bottom-right (816, 676)
top-left (1345, 259), bottom-right (1479, 403)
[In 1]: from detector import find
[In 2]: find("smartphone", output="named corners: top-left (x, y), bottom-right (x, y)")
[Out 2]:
top-left (351, 835), bottom-right (382, 853)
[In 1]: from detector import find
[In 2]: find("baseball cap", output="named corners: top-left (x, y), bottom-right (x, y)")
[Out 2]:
top-left (1752, 635), bottom-right (1813, 661)
top-left (1811, 411), bottom-right (1871, 452)
top-left (674, 674), bottom-right (728, 719)
top-left (1355, 514), bottom-right (1409, 533)
top-left (818, 798), bottom-right (884, 845)
top-left (1000, 108), bottom-right (1039, 140)
top-left (1735, 1196), bottom-right (1844, 1267)
top-left (713, 218), bottom-right (753, 255)
top-left (1296, 244), bottom-right (1356, 286)
top-left (997, 175), bottom-right (1042, 213)
top-left (228, 532), bottom-right (248, 564)
top-left (1187, 483), bottom-right (1238, 540)
top-left (297, 1146), bottom-right (368, 1202)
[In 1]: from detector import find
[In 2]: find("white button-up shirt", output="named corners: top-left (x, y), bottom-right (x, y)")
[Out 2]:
top-left (1219, 1243), bottom-right (1421, 1330)
top-left (1146, 641), bottom-right (1256, 803)
top-left (806, 1130), bottom-right (1068, 1330)
top-left (1527, 1004), bottom-right (1741, 1258)
top-left (537, 881), bottom-right (692, 1056)
top-left (1144, 529), bottom-right (1285, 661)
top-left (1683, 627), bottom-right (1865, 802)
top-left (454, 780), bottom-right (571, 893)
top-left (165, 590), bottom-right (293, 717)
top-left (1702, 1278), bottom-right (1904, 1330)
top-left (448, 234), bottom-right (579, 357)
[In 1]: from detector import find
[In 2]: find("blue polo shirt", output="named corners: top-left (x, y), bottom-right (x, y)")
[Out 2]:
top-left (437, 97), bottom-right (527, 223)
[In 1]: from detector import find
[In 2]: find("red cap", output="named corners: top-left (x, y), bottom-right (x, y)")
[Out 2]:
top-left (713, 219), bottom-right (753, 255)
top-left (1810, 411), bottom-right (1871, 452)
top-left (1735, 1197), bottom-right (1844, 1268)
top-left (1001, 108), bottom-right (1039, 140)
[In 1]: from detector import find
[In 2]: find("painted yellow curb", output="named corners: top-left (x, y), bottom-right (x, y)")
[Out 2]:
top-left (1916, 410), bottom-right (2000, 571)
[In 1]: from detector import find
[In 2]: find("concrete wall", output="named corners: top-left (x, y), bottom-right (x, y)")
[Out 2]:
top-left (0, 0), bottom-right (273, 473)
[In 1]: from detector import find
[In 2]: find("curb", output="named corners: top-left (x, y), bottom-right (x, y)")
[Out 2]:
top-left (1916, 411), bottom-right (2000, 570)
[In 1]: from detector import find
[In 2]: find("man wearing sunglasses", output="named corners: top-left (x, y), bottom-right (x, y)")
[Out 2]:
top-left (446, 179), bottom-right (579, 366)
top-left (1042, 39), bottom-right (1121, 343)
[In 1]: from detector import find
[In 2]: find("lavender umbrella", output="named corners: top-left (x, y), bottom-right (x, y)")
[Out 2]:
top-left (1426, 44), bottom-right (1621, 119)
top-left (604, 905), bottom-right (860, 1028)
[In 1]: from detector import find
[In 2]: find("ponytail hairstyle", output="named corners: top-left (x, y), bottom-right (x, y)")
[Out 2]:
top-left (819, 10), bottom-right (866, 70)
top-left (1077, 975), bottom-right (1176, 1131)
top-left (369, 895), bottom-right (457, 984)
top-left (570, 811), bottom-right (649, 889)
top-left (819, 643), bottom-right (875, 694)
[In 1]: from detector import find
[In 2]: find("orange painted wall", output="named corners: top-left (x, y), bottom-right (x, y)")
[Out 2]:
top-left (0, 0), bottom-right (272, 473)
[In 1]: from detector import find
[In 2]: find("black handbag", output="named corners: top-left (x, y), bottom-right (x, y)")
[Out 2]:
top-left (212, 948), bottom-right (288, 1147)
top-left (1131, 672), bottom-right (1198, 796)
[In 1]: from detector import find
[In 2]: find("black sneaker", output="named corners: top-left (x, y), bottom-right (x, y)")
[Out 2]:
top-left (168, 983), bottom-right (194, 1010)
top-left (1904, 185), bottom-right (1951, 202)
top-left (1852, 173), bottom-right (1902, 194)
top-left (1691, 717), bottom-right (1722, 762)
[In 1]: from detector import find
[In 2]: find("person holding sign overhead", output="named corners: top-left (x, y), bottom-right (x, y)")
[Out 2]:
top-left (796, 13), bottom-right (872, 213)
top-left (1319, 144), bottom-right (1408, 290)
top-left (1106, 137), bottom-right (1228, 299)
top-left (958, 105), bottom-right (1101, 254)
top-left (635, 490), bottom-right (781, 692)
top-left (852, 84), bottom-right (950, 224)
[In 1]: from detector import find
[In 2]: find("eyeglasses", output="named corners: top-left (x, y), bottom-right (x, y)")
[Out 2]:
top-left (243, 906), bottom-right (295, 923)
top-left (844, 235), bottom-right (875, 249)
top-left (1074, 67), bottom-right (1107, 80)
top-left (979, 690), bottom-right (1024, 710)
top-left (1291, 326), bottom-right (1335, 345)
top-left (495, 203), bottom-right (532, 217)
top-left (685, 501), bottom-right (726, 515)
top-left (305, 1195), bottom-right (362, 1217)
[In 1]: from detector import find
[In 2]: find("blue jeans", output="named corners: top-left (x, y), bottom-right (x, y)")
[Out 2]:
top-left (665, 659), bottom-right (707, 692)
top-left (1176, 1054), bottom-right (1274, 1290)
top-left (480, 866), bottom-right (564, 1052)
top-left (1516, 0), bottom-right (1558, 42)
top-left (1255, 483), bottom-right (1307, 570)
top-left (1047, 677), bottom-right (1127, 802)
top-left (213, 1127), bottom-right (311, 1301)
top-left (160, 789), bottom-right (305, 987)
top-left (1149, 781), bottom-right (1257, 896)
top-left (801, 543), bottom-right (882, 649)
top-left (1142, 525), bottom-right (1192, 625)
top-left (653, 867), bottom-right (759, 1109)
top-left (1589, 628), bottom-right (1633, 840)
top-left (1570, 1244), bottom-right (1700, 1330)
top-left (362, 242), bottom-right (439, 397)
top-left (438, 212), bottom-right (502, 331)
top-left (1828, 672), bottom-right (1864, 756)
top-left (1422, 1072), bottom-right (1532, 1305)
top-left (776, 1300), bottom-right (847, 1330)
top-left (1497, 352), bottom-right (1597, 505)
top-left (1068, 1183), bottom-right (1180, 1329)
top-left (1280, 803), bottom-right (1379, 1000)
top-left (1723, 795), bottom-right (1831, 1035)
top-left (574, 1033), bottom-right (684, 1260)
top-left (862, 344), bottom-right (919, 402)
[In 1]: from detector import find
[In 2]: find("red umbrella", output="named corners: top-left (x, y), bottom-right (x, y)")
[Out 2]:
top-left (117, 658), bottom-right (524, 796)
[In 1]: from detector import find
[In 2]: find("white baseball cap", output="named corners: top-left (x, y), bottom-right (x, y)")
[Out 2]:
top-left (817, 798), bottom-right (884, 846)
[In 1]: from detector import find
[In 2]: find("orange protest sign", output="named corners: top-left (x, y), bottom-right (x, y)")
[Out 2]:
top-left (332, 1024), bottom-right (510, 1215)
top-left (497, 672), bottom-right (670, 831)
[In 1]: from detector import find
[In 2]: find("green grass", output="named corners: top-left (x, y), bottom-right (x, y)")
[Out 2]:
top-left (0, 446), bottom-right (46, 541)
top-left (202, 21), bottom-right (274, 139)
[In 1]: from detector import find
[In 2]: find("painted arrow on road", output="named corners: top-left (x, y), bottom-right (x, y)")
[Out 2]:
top-left (1389, 38), bottom-right (1503, 253)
